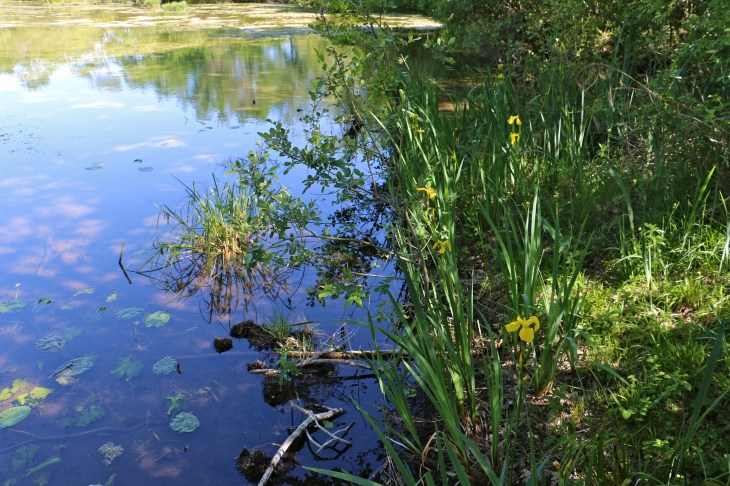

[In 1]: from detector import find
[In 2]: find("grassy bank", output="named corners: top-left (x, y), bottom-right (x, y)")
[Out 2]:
top-left (149, 0), bottom-right (730, 483)
top-left (290, 1), bottom-right (730, 483)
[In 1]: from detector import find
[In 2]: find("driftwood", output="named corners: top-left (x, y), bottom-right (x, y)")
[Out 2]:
top-left (258, 405), bottom-right (345, 486)
top-left (248, 357), bottom-right (372, 376)
top-left (286, 349), bottom-right (403, 359)
top-left (286, 347), bottom-right (494, 360)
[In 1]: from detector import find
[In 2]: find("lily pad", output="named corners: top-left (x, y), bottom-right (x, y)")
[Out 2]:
top-left (170, 412), bottom-right (199, 433)
top-left (153, 356), bottom-right (177, 375)
top-left (52, 355), bottom-right (97, 385)
top-left (138, 167), bottom-right (154, 172)
top-left (115, 307), bottom-right (143, 319)
top-left (86, 163), bottom-right (105, 170)
top-left (110, 357), bottom-right (143, 381)
top-left (144, 311), bottom-right (170, 328)
top-left (0, 406), bottom-right (31, 428)
top-left (34, 335), bottom-right (65, 352)
top-left (32, 298), bottom-right (53, 314)
top-left (62, 326), bottom-right (83, 342)
top-left (0, 299), bottom-right (26, 313)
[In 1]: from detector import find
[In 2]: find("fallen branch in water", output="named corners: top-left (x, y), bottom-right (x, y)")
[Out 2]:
top-left (285, 346), bottom-right (495, 360)
top-left (258, 405), bottom-right (345, 486)
top-left (247, 358), bottom-right (371, 375)
top-left (293, 403), bottom-right (354, 455)
top-left (286, 349), bottom-right (403, 360)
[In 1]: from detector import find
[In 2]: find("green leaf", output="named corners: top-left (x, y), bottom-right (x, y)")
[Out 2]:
top-left (116, 307), bottom-right (143, 319)
top-left (110, 357), bottom-right (143, 380)
top-left (32, 298), bottom-right (53, 314)
top-left (144, 311), bottom-right (170, 328)
top-left (166, 393), bottom-right (185, 415)
top-left (12, 444), bottom-right (38, 472)
top-left (322, 420), bottom-right (334, 429)
top-left (153, 356), bottom-right (177, 375)
top-left (170, 412), bottom-right (199, 432)
top-left (0, 406), bottom-right (31, 428)
top-left (0, 300), bottom-right (26, 313)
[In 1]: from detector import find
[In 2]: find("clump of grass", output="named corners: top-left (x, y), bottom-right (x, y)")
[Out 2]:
top-left (262, 308), bottom-right (294, 342)
top-left (161, 1), bottom-right (186, 11)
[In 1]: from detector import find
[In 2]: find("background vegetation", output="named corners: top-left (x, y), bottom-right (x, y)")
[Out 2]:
top-left (272, 0), bottom-right (730, 484)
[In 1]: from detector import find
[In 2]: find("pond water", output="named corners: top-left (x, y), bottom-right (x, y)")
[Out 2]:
top-left (0, 5), bottom-right (441, 485)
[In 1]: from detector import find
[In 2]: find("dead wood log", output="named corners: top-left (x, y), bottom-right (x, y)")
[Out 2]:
top-left (258, 405), bottom-right (345, 486)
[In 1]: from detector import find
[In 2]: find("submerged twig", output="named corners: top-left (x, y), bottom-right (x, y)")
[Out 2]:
top-left (257, 405), bottom-right (345, 486)
top-left (0, 426), bottom-right (140, 454)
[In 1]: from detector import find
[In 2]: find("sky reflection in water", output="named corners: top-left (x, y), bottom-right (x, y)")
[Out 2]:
top-left (0, 9), bottom-right (401, 484)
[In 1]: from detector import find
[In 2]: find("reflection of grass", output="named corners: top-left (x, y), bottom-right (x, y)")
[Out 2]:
top-left (161, 1), bottom-right (186, 11)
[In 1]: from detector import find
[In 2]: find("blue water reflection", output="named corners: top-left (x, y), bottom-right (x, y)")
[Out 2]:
top-left (0, 15), bottom-right (393, 485)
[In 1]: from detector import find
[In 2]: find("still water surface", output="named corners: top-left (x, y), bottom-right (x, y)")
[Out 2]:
top-left (0, 5), bottom-right (440, 484)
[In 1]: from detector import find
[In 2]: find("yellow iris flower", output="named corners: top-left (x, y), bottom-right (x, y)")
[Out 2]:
top-left (417, 187), bottom-right (436, 199)
top-left (505, 315), bottom-right (540, 343)
top-left (433, 240), bottom-right (452, 254)
top-left (510, 133), bottom-right (521, 144)
top-left (508, 115), bottom-right (522, 126)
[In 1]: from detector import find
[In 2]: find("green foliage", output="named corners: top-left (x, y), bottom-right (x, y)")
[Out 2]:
top-left (110, 357), bottom-right (143, 381)
top-left (160, 1), bottom-right (186, 11)
top-left (273, 350), bottom-right (300, 386)
top-left (56, 403), bottom-right (106, 428)
top-left (165, 393), bottom-right (185, 415)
